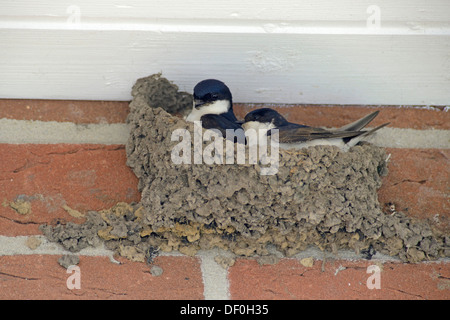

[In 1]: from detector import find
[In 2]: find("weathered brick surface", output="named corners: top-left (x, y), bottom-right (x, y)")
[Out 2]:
top-left (0, 99), bottom-right (129, 124)
top-left (1, 145), bottom-right (447, 237)
top-left (229, 258), bottom-right (450, 300)
top-left (0, 99), bottom-right (448, 300)
top-left (0, 255), bottom-right (203, 300)
top-left (1, 99), bottom-right (448, 130)
top-left (0, 144), bottom-right (139, 236)
top-left (379, 148), bottom-right (449, 220)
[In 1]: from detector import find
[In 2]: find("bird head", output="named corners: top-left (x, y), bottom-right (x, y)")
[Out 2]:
top-left (192, 79), bottom-right (232, 113)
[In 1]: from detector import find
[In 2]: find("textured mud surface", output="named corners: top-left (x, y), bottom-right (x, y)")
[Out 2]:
top-left (40, 74), bottom-right (449, 263)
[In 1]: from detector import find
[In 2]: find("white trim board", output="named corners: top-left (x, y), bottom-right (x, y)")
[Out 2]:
top-left (1, 1), bottom-right (449, 105)
top-left (2, 0), bottom-right (450, 22)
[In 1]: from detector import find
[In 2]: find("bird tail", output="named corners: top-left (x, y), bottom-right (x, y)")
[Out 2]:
top-left (344, 122), bottom-right (390, 146)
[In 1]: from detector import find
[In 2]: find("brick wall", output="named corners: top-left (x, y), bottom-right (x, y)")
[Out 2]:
top-left (0, 99), bottom-right (448, 300)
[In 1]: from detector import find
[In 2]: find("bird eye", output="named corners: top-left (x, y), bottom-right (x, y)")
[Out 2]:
top-left (210, 93), bottom-right (218, 100)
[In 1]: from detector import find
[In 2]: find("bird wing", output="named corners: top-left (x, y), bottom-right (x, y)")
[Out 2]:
top-left (272, 121), bottom-right (390, 144)
top-left (200, 114), bottom-right (245, 143)
top-left (272, 126), bottom-right (366, 143)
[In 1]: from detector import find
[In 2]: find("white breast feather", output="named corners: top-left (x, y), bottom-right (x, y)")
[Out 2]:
top-left (185, 100), bottom-right (230, 122)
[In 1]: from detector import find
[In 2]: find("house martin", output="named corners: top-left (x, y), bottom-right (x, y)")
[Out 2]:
top-left (242, 108), bottom-right (389, 151)
top-left (186, 79), bottom-right (245, 143)
top-left (186, 79), bottom-right (238, 123)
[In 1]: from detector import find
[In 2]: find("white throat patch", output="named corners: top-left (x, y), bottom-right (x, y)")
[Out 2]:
top-left (185, 100), bottom-right (231, 122)
top-left (242, 121), bottom-right (275, 134)
top-left (242, 121), bottom-right (276, 147)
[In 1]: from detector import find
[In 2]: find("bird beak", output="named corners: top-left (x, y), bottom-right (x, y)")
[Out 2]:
top-left (194, 99), bottom-right (206, 109)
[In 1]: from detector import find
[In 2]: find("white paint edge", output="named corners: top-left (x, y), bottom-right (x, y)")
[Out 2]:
top-left (0, 118), bottom-right (449, 149)
top-left (2, 19), bottom-right (450, 35)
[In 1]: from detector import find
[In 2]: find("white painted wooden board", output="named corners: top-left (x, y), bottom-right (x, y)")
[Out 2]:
top-left (1, 0), bottom-right (449, 105)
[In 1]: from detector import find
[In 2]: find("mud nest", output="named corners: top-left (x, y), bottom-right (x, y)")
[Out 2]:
top-left (40, 74), bottom-right (449, 263)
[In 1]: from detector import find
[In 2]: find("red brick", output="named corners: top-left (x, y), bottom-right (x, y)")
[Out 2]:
top-left (379, 148), bottom-right (449, 219)
top-left (1, 101), bottom-right (447, 234)
top-left (0, 144), bottom-right (139, 236)
top-left (0, 99), bottom-right (129, 124)
top-left (229, 258), bottom-right (450, 300)
top-left (234, 104), bottom-right (450, 130)
top-left (1, 100), bottom-right (448, 130)
top-left (0, 255), bottom-right (203, 299)
top-left (1, 145), bottom-right (447, 236)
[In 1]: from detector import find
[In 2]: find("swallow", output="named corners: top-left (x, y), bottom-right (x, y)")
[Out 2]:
top-left (186, 79), bottom-right (238, 123)
top-left (186, 79), bottom-right (245, 143)
top-left (242, 108), bottom-right (389, 151)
